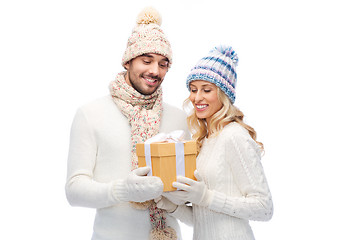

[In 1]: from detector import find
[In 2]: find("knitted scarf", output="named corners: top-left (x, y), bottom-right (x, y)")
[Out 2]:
top-left (109, 72), bottom-right (176, 240)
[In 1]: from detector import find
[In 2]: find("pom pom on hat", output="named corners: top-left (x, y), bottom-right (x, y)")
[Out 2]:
top-left (211, 45), bottom-right (239, 66)
top-left (122, 7), bottom-right (172, 67)
top-left (136, 7), bottom-right (162, 26)
top-left (186, 45), bottom-right (239, 103)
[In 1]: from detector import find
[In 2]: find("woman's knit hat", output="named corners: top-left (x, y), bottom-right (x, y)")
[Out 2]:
top-left (186, 45), bottom-right (239, 103)
top-left (122, 7), bottom-right (173, 67)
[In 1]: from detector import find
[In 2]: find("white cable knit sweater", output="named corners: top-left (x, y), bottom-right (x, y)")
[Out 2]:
top-left (171, 122), bottom-right (273, 240)
top-left (65, 95), bottom-right (189, 240)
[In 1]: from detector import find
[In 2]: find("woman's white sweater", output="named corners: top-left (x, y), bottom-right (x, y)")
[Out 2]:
top-left (172, 122), bottom-right (273, 240)
top-left (65, 95), bottom-right (189, 240)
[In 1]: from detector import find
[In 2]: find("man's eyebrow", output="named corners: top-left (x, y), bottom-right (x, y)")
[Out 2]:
top-left (141, 54), bottom-right (169, 63)
top-left (141, 54), bottom-right (154, 58)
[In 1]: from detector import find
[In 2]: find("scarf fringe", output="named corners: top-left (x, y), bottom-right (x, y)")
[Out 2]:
top-left (150, 227), bottom-right (177, 240)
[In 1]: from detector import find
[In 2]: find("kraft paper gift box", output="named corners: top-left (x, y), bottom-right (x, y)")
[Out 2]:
top-left (136, 140), bottom-right (197, 191)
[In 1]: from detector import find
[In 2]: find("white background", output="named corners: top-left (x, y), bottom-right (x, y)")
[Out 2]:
top-left (1, 0), bottom-right (359, 239)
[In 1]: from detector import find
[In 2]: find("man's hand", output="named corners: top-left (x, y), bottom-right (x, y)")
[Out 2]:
top-left (126, 166), bottom-right (163, 202)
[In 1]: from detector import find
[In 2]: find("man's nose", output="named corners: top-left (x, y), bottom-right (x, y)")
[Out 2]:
top-left (148, 63), bottom-right (159, 76)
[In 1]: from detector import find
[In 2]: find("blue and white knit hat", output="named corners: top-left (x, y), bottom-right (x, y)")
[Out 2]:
top-left (186, 45), bottom-right (238, 103)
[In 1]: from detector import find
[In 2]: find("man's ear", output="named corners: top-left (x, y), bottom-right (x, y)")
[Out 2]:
top-left (124, 61), bottom-right (129, 70)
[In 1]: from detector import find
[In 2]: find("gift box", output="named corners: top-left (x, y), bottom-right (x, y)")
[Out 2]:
top-left (136, 140), bottom-right (197, 191)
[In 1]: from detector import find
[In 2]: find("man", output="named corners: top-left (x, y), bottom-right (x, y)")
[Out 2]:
top-left (66, 7), bottom-right (188, 240)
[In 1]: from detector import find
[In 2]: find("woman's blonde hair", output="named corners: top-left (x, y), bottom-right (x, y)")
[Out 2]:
top-left (185, 87), bottom-right (264, 153)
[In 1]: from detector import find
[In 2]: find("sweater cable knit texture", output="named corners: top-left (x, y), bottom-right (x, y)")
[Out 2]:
top-left (171, 122), bottom-right (273, 240)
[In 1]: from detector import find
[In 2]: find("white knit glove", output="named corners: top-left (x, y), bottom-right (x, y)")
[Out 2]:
top-left (172, 170), bottom-right (213, 207)
top-left (162, 191), bottom-right (188, 205)
top-left (126, 166), bottom-right (164, 202)
top-left (154, 196), bottom-right (178, 213)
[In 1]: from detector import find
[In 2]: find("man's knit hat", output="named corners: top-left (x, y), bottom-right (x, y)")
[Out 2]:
top-left (186, 45), bottom-right (239, 103)
top-left (122, 7), bottom-right (172, 67)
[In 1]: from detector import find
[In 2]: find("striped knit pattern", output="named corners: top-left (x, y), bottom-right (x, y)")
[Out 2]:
top-left (186, 45), bottom-right (238, 103)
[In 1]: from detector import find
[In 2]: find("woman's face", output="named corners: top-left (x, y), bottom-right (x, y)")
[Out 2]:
top-left (189, 80), bottom-right (223, 124)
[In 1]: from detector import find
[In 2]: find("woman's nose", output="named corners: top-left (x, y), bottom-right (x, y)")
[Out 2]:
top-left (194, 91), bottom-right (203, 102)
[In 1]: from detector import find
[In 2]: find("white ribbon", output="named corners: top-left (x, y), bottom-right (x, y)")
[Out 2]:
top-left (144, 130), bottom-right (186, 178)
top-left (145, 130), bottom-right (185, 144)
top-left (144, 143), bottom-right (152, 176)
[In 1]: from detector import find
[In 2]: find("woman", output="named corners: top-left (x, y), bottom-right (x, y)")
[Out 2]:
top-left (155, 45), bottom-right (273, 240)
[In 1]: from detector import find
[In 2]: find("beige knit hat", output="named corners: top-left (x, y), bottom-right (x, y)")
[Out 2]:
top-left (122, 7), bottom-right (172, 67)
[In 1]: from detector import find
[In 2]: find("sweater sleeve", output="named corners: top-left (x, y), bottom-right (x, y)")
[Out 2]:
top-left (65, 108), bottom-right (126, 209)
top-left (208, 128), bottom-right (273, 221)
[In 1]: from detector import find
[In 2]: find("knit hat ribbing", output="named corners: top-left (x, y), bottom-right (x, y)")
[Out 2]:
top-left (186, 45), bottom-right (238, 103)
top-left (122, 7), bottom-right (172, 67)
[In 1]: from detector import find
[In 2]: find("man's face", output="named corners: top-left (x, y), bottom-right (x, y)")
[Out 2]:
top-left (124, 53), bottom-right (169, 95)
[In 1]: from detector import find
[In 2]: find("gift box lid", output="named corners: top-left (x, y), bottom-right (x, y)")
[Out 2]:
top-left (136, 140), bottom-right (197, 157)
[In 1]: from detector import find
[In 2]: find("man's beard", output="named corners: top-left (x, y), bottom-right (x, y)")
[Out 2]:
top-left (129, 73), bottom-right (161, 95)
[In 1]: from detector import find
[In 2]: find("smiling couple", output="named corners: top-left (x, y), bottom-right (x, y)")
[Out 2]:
top-left (66, 6), bottom-right (273, 240)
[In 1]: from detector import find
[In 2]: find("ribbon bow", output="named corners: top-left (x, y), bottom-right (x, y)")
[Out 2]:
top-left (145, 130), bottom-right (185, 144)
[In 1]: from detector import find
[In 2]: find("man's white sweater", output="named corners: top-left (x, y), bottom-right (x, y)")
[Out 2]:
top-left (66, 95), bottom-right (189, 240)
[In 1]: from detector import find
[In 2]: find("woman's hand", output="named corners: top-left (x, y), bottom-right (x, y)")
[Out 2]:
top-left (154, 196), bottom-right (178, 213)
top-left (172, 170), bottom-right (213, 207)
top-left (162, 191), bottom-right (188, 205)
